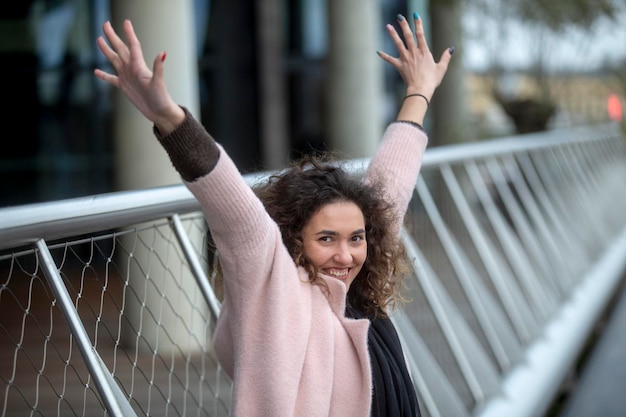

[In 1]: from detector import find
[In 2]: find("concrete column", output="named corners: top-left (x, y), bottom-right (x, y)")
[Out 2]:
top-left (429, 0), bottom-right (467, 145)
top-left (326, 0), bottom-right (384, 158)
top-left (256, 0), bottom-right (289, 169)
top-left (108, 0), bottom-right (206, 353)
top-left (109, 0), bottom-right (200, 191)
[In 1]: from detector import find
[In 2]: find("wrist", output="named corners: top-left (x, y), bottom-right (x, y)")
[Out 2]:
top-left (405, 88), bottom-right (433, 103)
top-left (154, 105), bottom-right (186, 136)
top-left (403, 93), bottom-right (429, 107)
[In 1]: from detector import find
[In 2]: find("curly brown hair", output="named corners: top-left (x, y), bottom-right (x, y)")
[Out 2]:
top-left (253, 154), bottom-right (410, 318)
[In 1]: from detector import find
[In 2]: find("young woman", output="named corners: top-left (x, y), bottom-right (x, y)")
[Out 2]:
top-left (95, 12), bottom-right (452, 417)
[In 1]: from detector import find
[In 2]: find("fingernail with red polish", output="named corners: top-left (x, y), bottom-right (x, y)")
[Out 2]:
top-left (161, 52), bottom-right (167, 62)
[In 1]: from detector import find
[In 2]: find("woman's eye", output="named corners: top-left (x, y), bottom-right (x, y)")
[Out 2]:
top-left (319, 236), bottom-right (332, 242)
top-left (352, 235), bottom-right (365, 242)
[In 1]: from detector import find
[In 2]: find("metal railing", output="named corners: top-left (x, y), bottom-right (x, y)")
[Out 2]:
top-left (1, 122), bottom-right (625, 417)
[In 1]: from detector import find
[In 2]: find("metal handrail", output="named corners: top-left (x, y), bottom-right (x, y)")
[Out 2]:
top-left (1, 121), bottom-right (625, 417)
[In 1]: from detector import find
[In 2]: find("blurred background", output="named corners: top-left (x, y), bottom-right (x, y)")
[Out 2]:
top-left (1, 0), bottom-right (624, 207)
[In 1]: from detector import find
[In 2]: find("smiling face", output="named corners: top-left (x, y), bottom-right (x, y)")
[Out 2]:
top-left (301, 201), bottom-right (367, 290)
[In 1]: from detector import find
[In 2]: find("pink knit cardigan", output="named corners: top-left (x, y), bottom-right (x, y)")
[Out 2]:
top-left (185, 122), bottom-right (427, 416)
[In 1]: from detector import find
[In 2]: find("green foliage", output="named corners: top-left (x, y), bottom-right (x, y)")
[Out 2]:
top-left (468, 0), bottom-right (623, 32)
top-left (516, 0), bottom-right (621, 31)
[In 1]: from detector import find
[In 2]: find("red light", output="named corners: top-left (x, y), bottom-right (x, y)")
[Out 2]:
top-left (607, 93), bottom-right (623, 121)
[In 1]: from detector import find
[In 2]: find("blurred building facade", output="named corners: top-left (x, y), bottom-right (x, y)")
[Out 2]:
top-left (0, 0), bottom-right (622, 207)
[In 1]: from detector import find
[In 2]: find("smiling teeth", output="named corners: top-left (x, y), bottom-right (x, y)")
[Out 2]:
top-left (328, 270), bottom-right (348, 277)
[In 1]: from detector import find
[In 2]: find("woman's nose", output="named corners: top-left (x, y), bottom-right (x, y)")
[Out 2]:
top-left (333, 243), bottom-right (352, 263)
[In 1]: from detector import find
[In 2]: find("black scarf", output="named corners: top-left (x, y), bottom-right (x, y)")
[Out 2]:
top-left (346, 305), bottom-right (421, 417)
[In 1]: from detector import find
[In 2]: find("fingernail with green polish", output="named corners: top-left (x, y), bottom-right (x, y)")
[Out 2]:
top-left (396, 14), bottom-right (404, 21)
top-left (413, 12), bottom-right (419, 20)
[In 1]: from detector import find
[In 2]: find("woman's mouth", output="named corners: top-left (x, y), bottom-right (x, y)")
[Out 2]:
top-left (326, 268), bottom-right (349, 280)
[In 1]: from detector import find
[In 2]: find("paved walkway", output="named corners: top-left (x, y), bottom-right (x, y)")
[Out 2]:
top-left (558, 281), bottom-right (626, 417)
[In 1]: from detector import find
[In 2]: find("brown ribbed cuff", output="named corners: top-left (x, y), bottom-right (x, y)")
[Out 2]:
top-left (154, 107), bottom-right (221, 182)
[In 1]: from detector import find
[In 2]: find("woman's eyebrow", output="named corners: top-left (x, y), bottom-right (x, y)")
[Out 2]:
top-left (315, 230), bottom-right (337, 235)
top-left (314, 228), bottom-right (365, 236)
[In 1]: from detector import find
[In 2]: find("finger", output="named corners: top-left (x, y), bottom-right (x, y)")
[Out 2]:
top-left (396, 14), bottom-right (417, 52)
top-left (413, 13), bottom-right (429, 53)
top-left (93, 68), bottom-right (119, 88)
top-left (436, 47), bottom-right (454, 81)
top-left (102, 21), bottom-right (130, 60)
top-left (123, 19), bottom-right (148, 67)
top-left (438, 46), bottom-right (454, 67)
top-left (376, 49), bottom-right (400, 67)
top-left (152, 51), bottom-right (167, 81)
top-left (385, 23), bottom-right (408, 58)
top-left (96, 35), bottom-right (123, 70)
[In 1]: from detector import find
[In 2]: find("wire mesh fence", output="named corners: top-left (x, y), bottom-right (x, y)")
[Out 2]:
top-left (1, 214), bottom-right (231, 417)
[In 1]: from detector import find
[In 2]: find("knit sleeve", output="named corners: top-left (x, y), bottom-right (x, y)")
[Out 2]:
top-left (153, 107), bottom-right (221, 182)
top-left (364, 122), bottom-right (428, 232)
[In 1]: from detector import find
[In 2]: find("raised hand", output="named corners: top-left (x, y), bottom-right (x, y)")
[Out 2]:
top-left (94, 19), bottom-right (185, 134)
top-left (377, 13), bottom-right (452, 103)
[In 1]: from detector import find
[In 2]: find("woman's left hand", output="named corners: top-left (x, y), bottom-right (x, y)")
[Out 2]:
top-left (378, 13), bottom-right (453, 103)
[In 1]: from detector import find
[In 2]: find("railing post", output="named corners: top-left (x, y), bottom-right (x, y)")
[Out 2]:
top-left (170, 214), bottom-right (222, 319)
top-left (35, 239), bottom-right (138, 417)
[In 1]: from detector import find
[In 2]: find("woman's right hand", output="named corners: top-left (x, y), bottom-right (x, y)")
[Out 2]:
top-left (94, 19), bottom-right (185, 135)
